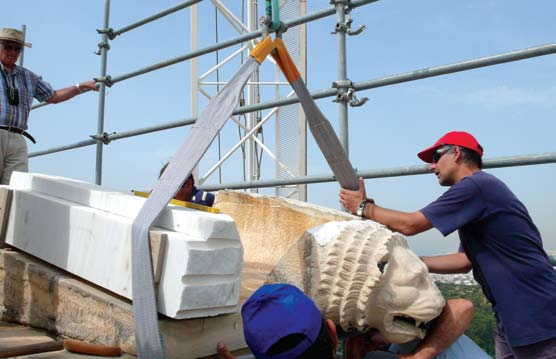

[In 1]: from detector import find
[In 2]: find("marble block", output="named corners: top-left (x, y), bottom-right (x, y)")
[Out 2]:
top-left (5, 188), bottom-right (243, 319)
top-left (9, 172), bottom-right (238, 240)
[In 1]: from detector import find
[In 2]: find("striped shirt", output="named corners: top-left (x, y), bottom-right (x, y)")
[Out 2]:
top-left (0, 63), bottom-right (54, 130)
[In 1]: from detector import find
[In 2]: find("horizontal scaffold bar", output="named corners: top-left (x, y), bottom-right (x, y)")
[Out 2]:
top-left (29, 43), bottom-right (556, 159)
top-left (201, 152), bottom-right (556, 191)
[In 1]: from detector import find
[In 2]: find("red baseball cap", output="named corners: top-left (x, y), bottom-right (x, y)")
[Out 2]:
top-left (417, 131), bottom-right (483, 163)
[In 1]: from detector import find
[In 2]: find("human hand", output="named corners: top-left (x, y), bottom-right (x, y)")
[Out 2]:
top-left (217, 342), bottom-right (236, 359)
top-left (80, 79), bottom-right (99, 92)
top-left (339, 177), bottom-right (367, 214)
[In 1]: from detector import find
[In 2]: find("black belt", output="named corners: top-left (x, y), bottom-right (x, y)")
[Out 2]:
top-left (0, 126), bottom-right (36, 144)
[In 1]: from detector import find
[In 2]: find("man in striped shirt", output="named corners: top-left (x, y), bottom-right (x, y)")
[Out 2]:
top-left (0, 27), bottom-right (98, 184)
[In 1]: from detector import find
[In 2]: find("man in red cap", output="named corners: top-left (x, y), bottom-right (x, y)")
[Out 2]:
top-left (340, 131), bottom-right (556, 359)
top-left (0, 27), bottom-right (98, 184)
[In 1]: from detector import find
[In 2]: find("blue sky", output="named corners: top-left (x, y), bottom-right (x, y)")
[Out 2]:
top-left (2, 1), bottom-right (555, 255)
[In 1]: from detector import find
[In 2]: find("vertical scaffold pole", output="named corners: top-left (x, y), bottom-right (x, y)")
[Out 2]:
top-left (190, 3), bottom-right (199, 139)
top-left (334, 0), bottom-right (349, 156)
top-left (95, 0), bottom-right (111, 185)
top-left (247, 0), bottom-right (259, 191)
top-left (299, 0), bottom-right (308, 201)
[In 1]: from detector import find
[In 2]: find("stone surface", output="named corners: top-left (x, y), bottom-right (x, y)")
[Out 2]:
top-left (0, 187), bottom-right (12, 247)
top-left (268, 220), bottom-right (445, 344)
top-left (0, 249), bottom-right (248, 359)
top-left (9, 172), bottom-right (238, 239)
top-left (5, 179), bottom-right (243, 319)
top-left (213, 190), bottom-right (356, 270)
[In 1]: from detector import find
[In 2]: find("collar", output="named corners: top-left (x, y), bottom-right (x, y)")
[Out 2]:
top-left (0, 61), bottom-right (20, 75)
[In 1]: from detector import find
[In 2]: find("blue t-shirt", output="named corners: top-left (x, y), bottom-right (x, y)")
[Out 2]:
top-left (390, 334), bottom-right (491, 359)
top-left (421, 171), bottom-right (556, 347)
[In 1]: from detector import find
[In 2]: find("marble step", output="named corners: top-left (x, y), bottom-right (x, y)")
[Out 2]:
top-left (9, 172), bottom-right (238, 240)
top-left (4, 185), bottom-right (243, 319)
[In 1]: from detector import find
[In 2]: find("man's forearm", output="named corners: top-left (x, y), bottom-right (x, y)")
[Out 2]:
top-left (420, 252), bottom-right (472, 274)
top-left (46, 80), bottom-right (98, 104)
top-left (46, 85), bottom-right (80, 104)
top-left (401, 299), bottom-right (474, 359)
top-left (363, 203), bottom-right (432, 236)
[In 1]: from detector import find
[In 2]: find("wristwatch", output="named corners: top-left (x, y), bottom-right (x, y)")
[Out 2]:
top-left (356, 198), bottom-right (374, 218)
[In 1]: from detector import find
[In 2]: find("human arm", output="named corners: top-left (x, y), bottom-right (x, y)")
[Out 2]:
top-left (398, 299), bottom-right (474, 359)
top-left (217, 342), bottom-right (236, 359)
top-left (339, 177), bottom-right (433, 236)
top-left (46, 79), bottom-right (98, 104)
top-left (420, 252), bottom-right (472, 274)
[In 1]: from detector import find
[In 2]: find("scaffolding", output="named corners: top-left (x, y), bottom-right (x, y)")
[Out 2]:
top-left (26, 0), bottom-right (556, 195)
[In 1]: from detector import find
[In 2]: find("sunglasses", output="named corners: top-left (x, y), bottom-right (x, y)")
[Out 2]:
top-left (2, 43), bottom-right (23, 53)
top-left (432, 146), bottom-right (454, 163)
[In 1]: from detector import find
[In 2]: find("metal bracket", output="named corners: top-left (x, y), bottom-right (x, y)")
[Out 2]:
top-left (346, 15), bottom-right (366, 36)
top-left (260, 16), bottom-right (271, 38)
top-left (330, 0), bottom-right (366, 36)
top-left (96, 27), bottom-right (116, 40)
top-left (94, 40), bottom-right (111, 55)
top-left (275, 21), bottom-right (288, 38)
top-left (90, 131), bottom-right (115, 145)
top-left (347, 88), bottom-right (369, 107)
top-left (96, 75), bottom-right (113, 88)
top-left (332, 79), bottom-right (369, 107)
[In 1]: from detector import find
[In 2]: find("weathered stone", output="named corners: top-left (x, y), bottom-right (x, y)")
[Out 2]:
top-left (213, 190), bottom-right (355, 269)
top-left (0, 249), bottom-right (247, 359)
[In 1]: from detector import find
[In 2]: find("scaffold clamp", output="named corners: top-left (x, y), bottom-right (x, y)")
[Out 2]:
top-left (330, 0), bottom-right (366, 36)
top-left (96, 27), bottom-right (116, 40)
top-left (96, 75), bottom-right (113, 88)
top-left (275, 22), bottom-right (288, 38)
top-left (94, 40), bottom-right (110, 55)
top-left (332, 80), bottom-right (369, 107)
top-left (90, 132), bottom-right (115, 145)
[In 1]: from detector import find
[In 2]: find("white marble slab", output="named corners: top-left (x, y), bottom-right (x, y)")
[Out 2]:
top-left (5, 188), bottom-right (243, 319)
top-left (9, 172), bottom-right (239, 240)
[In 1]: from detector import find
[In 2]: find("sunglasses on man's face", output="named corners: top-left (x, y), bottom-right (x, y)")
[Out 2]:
top-left (432, 146), bottom-right (454, 164)
top-left (2, 43), bottom-right (23, 53)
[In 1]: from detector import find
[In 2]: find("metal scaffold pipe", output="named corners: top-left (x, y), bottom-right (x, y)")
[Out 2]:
top-left (334, 0), bottom-right (350, 154)
top-left (110, 0), bottom-right (202, 38)
top-left (101, 0), bottom-right (379, 85)
top-left (95, 0), bottom-right (111, 185)
top-left (351, 43), bottom-right (556, 92)
top-left (201, 152), bottom-right (556, 191)
top-left (29, 43), bottom-right (556, 159)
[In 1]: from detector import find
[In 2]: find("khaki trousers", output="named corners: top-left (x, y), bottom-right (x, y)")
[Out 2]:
top-left (0, 130), bottom-right (28, 185)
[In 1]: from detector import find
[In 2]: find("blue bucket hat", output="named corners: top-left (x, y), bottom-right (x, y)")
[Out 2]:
top-left (241, 284), bottom-right (323, 359)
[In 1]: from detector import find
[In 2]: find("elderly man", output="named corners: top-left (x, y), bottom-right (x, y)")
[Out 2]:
top-left (0, 27), bottom-right (98, 184)
top-left (340, 131), bottom-right (556, 358)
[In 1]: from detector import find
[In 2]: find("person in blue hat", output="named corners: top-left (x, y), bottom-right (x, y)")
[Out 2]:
top-left (216, 283), bottom-right (489, 359)
top-left (218, 283), bottom-right (398, 359)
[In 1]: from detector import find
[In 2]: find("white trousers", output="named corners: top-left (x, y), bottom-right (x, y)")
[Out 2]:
top-left (0, 130), bottom-right (28, 185)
